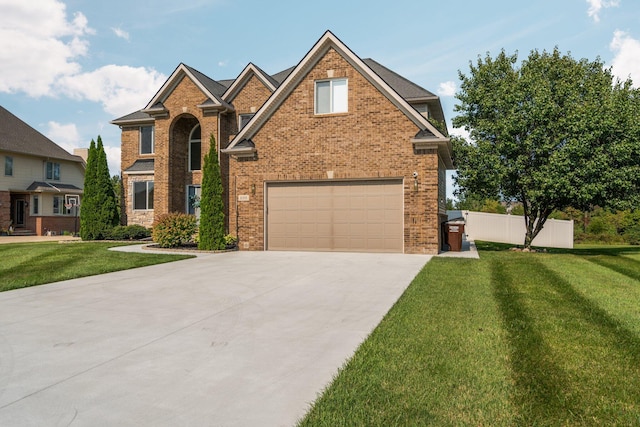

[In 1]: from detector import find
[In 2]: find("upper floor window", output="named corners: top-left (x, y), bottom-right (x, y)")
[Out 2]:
top-left (46, 162), bottom-right (60, 181)
top-left (4, 156), bottom-right (12, 176)
top-left (140, 125), bottom-right (154, 154)
top-left (238, 113), bottom-right (255, 131)
top-left (315, 78), bottom-right (348, 114)
top-left (189, 124), bottom-right (201, 171)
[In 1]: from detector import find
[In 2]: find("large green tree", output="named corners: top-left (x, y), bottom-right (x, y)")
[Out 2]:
top-left (453, 48), bottom-right (640, 248)
top-left (80, 136), bottom-right (119, 239)
top-left (198, 134), bottom-right (226, 250)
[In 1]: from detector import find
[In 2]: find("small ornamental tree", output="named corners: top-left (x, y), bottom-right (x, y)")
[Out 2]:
top-left (198, 134), bottom-right (226, 250)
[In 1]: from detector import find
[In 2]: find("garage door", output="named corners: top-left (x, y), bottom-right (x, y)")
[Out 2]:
top-left (266, 180), bottom-right (403, 252)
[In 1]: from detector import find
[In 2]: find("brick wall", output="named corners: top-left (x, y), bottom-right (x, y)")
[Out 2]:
top-left (0, 191), bottom-right (9, 230)
top-left (227, 48), bottom-right (444, 254)
top-left (120, 76), bottom-right (219, 226)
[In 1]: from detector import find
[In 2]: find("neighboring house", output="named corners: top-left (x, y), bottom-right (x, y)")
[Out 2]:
top-left (112, 31), bottom-right (453, 254)
top-left (0, 106), bottom-right (84, 236)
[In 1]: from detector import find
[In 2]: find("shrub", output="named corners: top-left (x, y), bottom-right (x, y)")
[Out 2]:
top-left (224, 234), bottom-right (238, 248)
top-left (106, 225), bottom-right (151, 240)
top-left (152, 213), bottom-right (197, 248)
top-left (624, 225), bottom-right (640, 245)
top-left (123, 224), bottom-right (151, 240)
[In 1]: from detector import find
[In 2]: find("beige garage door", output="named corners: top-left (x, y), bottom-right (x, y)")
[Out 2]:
top-left (266, 180), bottom-right (403, 252)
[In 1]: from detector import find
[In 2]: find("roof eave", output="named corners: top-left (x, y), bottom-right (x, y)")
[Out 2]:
top-left (221, 146), bottom-right (257, 159)
top-left (110, 117), bottom-right (155, 126)
top-left (411, 137), bottom-right (454, 169)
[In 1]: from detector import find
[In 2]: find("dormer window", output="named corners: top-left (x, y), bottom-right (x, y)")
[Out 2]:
top-left (315, 78), bottom-right (348, 114)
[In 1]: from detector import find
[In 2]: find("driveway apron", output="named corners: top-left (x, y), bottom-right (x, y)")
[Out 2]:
top-left (0, 250), bottom-right (430, 426)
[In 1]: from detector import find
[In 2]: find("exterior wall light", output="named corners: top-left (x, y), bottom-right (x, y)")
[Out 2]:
top-left (251, 184), bottom-right (256, 195)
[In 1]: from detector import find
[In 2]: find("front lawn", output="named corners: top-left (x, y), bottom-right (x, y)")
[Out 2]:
top-left (0, 242), bottom-right (193, 292)
top-left (299, 243), bottom-right (640, 426)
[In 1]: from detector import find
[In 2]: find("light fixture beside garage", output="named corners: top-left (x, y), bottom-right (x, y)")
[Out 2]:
top-left (251, 184), bottom-right (256, 195)
top-left (413, 171), bottom-right (419, 191)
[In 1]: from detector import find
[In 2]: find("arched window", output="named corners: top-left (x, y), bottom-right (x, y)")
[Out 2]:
top-left (189, 124), bottom-right (201, 171)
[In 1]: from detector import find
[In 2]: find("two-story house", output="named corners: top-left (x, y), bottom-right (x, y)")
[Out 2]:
top-left (112, 31), bottom-right (453, 254)
top-left (0, 106), bottom-right (84, 236)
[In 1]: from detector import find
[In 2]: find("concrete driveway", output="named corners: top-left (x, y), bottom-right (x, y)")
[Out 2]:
top-left (0, 249), bottom-right (431, 426)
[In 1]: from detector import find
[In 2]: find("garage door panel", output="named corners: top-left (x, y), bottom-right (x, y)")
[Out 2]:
top-left (267, 180), bottom-right (403, 252)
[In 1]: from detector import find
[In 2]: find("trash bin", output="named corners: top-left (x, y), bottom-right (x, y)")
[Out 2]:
top-left (445, 221), bottom-right (465, 252)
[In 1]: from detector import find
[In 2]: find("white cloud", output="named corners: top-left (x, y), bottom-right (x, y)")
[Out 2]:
top-left (0, 0), bottom-right (166, 117)
top-left (218, 60), bottom-right (228, 67)
top-left (586, 0), bottom-right (620, 22)
top-left (450, 126), bottom-right (471, 142)
top-left (112, 27), bottom-right (130, 41)
top-left (103, 144), bottom-right (122, 176)
top-left (57, 64), bottom-right (167, 116)
top-left (0, 0), bottom-right (92, 97)
top-left (610, 30), bottom-right (640, 85)
top-left (438, 81), bottom-right (457, 97)
top-left (45, 121), bottom-right (82, 154)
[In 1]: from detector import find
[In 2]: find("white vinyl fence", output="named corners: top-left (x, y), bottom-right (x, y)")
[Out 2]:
top-left (448, 210), bottom-right (574, 249)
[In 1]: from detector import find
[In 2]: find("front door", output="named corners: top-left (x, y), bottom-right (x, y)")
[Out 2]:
top-left (15, 199), bottom-right (25, 226)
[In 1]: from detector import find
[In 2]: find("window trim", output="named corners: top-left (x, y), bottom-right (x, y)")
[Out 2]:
top-left (46, 162), bottom-right (60, 181)
top-left (32, 195), bottom-right (39, 215)
top-left (4, 156), bottom-right (13, 176)
top-left (188, 124), bottom-right (201, 171)
top-left (238, 113), bottom-right (255, 131)
top-left (133, 180), bottom-right (154, 211)
top-left (314, 78), bottom-right (348, 115)
top-left (53, 195), bottom-right (71, 215)
top-left (139, 125), bottom-right (155, 155)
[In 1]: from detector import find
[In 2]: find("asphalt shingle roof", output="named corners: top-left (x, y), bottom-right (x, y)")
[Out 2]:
top-left (0, 105), bottom-right (83, 162)
top-left (112, 58), bottom-right (441, 126)
top-left (123, 159), bottom-right (155, 173)
top-left (26, 181), bottom-right (82, 192)
top-left (362, 58), bottom-right (437, 101)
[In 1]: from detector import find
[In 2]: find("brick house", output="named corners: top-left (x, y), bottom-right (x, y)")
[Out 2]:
top-left (0, 106), bottom-right (84, 236)
top-left (112, 31), bottom-right (453, 254)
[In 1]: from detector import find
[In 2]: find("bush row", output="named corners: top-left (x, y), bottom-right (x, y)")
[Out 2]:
top-left (103, 224), bottom-right (151, 240)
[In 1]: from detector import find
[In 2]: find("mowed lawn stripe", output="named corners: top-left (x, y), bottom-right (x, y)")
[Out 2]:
top-left (299, 245), bottom-right (640, 426)
top-left (300, 257), bottom-right (515, 426)
top-left (0, 242), bottom-right (193, 291)
top-left (491, 251), bottom-right (640, 424)
top-left (489, 253), bottom-right (574, 424)
top-left (583, 253), bottom-right (640, 283)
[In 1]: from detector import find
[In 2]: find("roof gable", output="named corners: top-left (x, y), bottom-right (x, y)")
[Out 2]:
top-left (223, 63), bottom-right (278, 102)
top-left (143, 63), bottom-right (233, 115)
top-left (225, 30), bottom-right (447, 151)
top-left (0, 105), bottom-right (84, 163)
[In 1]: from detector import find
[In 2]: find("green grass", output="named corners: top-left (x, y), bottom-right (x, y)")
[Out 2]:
top-left (299, 243), bottom-right (640, 426)
top-left (0, 242), bottom-right (193, 292)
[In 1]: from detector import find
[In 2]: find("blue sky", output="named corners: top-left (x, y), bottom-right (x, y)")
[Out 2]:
top-left (1, 0), bottom-right (638, 198)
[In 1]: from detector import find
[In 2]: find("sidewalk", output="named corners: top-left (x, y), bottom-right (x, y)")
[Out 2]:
top-left (437, 239), bottom-right (480, 259)
top-left (0, 235), bottom-right (81, 244)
